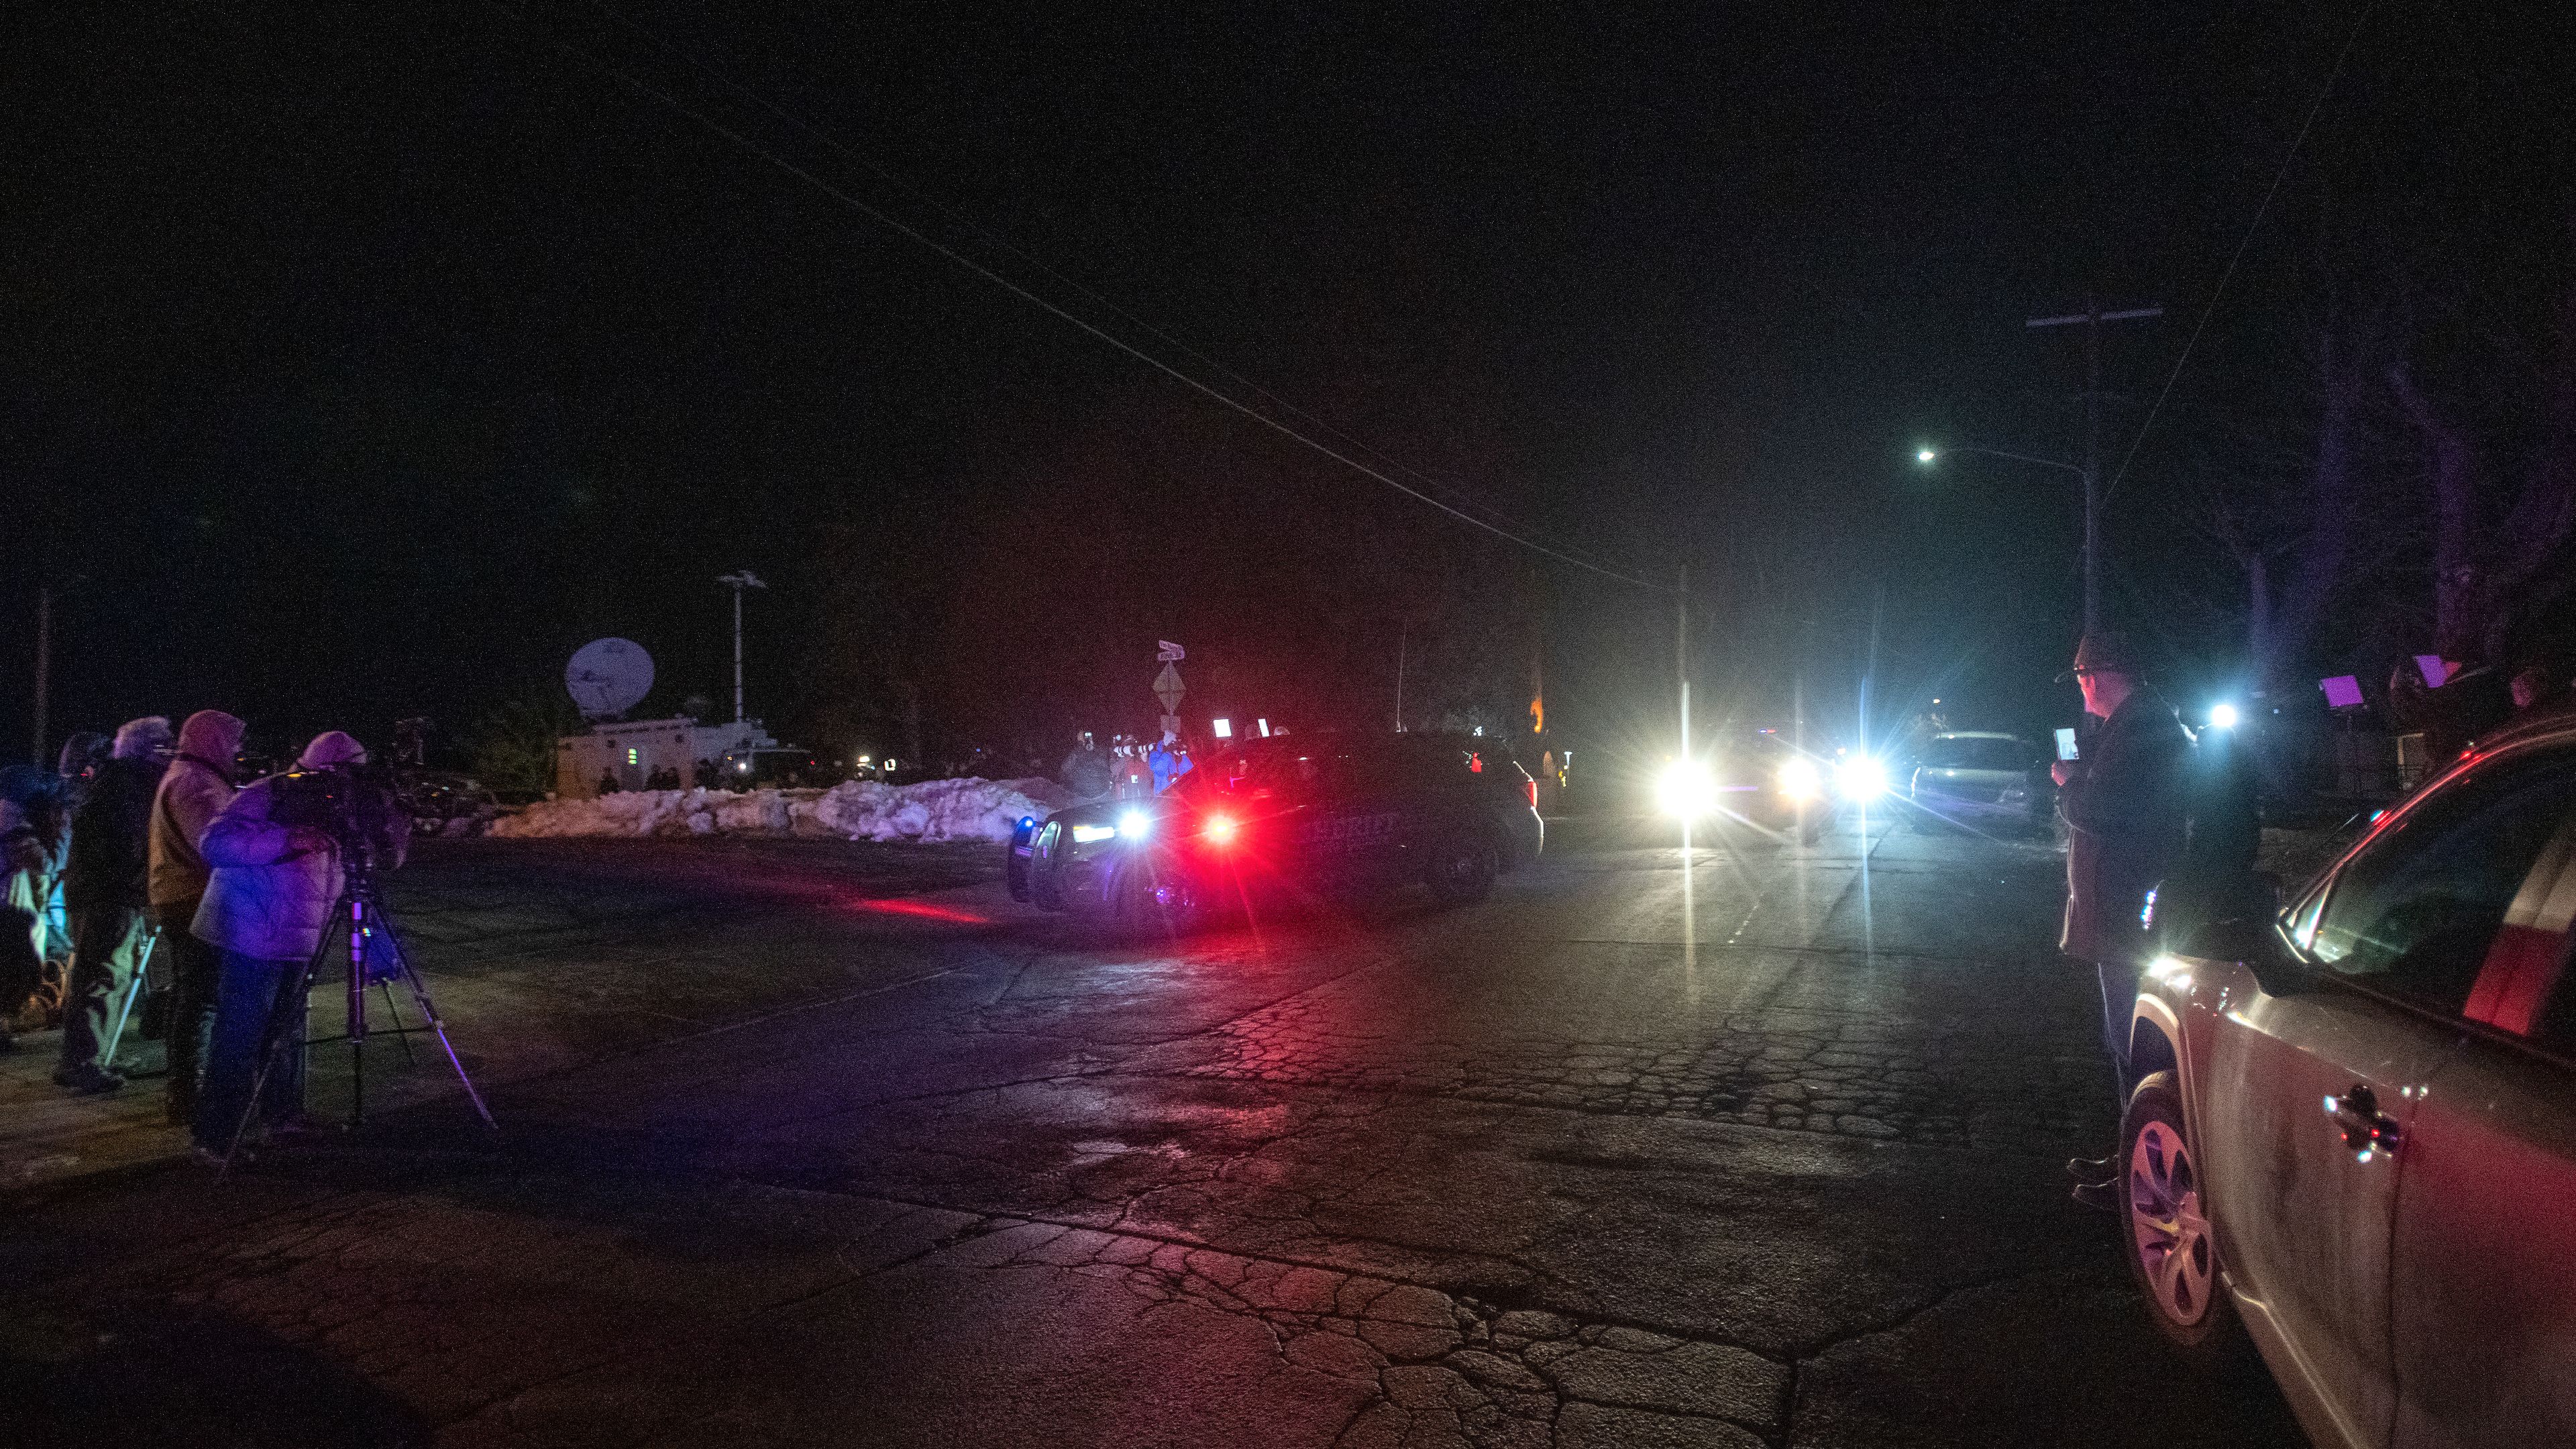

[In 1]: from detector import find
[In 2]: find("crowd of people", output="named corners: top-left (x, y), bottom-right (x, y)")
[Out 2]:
top-left (1057, 730), bottom-right (1196, 801)
top-left (1, 710), bottom-right (406, 1167)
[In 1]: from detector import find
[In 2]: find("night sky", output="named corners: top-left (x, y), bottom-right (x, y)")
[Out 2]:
top-left (9, 3), bottom-right (2567, 772)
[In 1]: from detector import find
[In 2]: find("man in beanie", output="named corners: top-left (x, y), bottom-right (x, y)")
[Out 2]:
top-left (2051, 633), bottom-right (2195, 1210)
top-left (149, 710), bottom-right (246, 1125)
top-left (190, 730), bottom-right (407, 1159)
top-left (54, 716), bottom-right (173, 1093)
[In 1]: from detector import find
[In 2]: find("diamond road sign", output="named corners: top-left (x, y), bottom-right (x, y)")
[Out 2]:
top-left (1153, 663), bottom-right (1185, 712)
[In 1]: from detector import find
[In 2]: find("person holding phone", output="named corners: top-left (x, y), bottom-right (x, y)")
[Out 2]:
top-left (2050, 633), bottom-right (2194, 1211)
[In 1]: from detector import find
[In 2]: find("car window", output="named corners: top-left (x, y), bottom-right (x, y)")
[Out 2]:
top-left (2308, 748), bottom-right (2576, 1014)
top-left (1921, 737), bottom-right (2030, 771)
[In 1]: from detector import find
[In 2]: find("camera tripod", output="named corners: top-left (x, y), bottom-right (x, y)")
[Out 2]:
top-left (223, 861), bottom-right (495, 1172)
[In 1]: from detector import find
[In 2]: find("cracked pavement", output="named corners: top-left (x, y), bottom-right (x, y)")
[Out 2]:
top-left (0, 822), bottom-right (2304, 1446)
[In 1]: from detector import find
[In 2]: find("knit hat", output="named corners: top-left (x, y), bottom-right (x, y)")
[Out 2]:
top-left (113, 716), bottom-right (174, 759)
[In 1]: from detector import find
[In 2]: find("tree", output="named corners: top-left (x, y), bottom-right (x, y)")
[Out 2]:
top-left (2386, 277), bottom-right (2576, 663)
top-left (466, 694), bottom-right (582, 796)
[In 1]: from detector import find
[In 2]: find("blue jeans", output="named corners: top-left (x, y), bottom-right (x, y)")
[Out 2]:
top-left (2098, 959), bottom-right (2139, 1114)
top-left (191, 948), bottom-right (307, 1152)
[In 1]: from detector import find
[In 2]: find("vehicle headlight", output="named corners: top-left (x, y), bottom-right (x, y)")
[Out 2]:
top-left (1656, 761), bottom-right (1717, 818)
top-left (1117, 810), bottom-right (1152, 840)
top-left (1069, 823), bottom-right (1117, 845)
top-left (1777, 757), bottom-right (1821, 802)
top-left (1835, 755), bottom-right (1888, 801)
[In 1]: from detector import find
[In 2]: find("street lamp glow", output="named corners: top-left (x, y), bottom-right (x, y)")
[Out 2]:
top-left (2209, 702), bottom-right (2240, 730)
top-left (1916, 447), bottom-right (1937, 464)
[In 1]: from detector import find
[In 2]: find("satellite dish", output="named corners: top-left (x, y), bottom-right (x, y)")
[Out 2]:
top-left (566, 638), bottom-right (654, 720)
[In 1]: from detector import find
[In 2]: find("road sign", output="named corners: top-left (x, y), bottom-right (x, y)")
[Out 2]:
top-left (1157, 640), bottom-right (1186, 662)
top-left (1153, 663), bottom-right (1185, 712)
top-left (1160, 714), bottom-right (1182, 737)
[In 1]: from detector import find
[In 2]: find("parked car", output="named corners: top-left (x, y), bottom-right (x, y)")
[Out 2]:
top-left (1906, 730), bottom-right (2048, 830)
top-left (2121, 703), bottom-right (2576, 1448)
top-left (1008, 731), bottom-right (1542, 935)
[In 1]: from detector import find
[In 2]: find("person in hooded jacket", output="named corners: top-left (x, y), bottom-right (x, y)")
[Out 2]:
top-left (54, 716), bottom-right (174, 1093)
top-left (1, 763), bottom-right (74, 1052)
top-left (150, 710), bottom-right (245, 1125)
top-left (191, 730), bottom-right (408, 1157)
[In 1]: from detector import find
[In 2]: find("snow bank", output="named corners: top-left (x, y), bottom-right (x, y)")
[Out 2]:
top-left (489, 777), bottom-right (1071, 845)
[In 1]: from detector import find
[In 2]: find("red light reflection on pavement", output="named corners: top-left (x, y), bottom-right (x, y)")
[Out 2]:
top-left (844, 896), bottom-right (991, 925)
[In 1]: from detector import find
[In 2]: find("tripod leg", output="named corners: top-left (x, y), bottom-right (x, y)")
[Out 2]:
top-left (377, 978), bottom-right (416, 1065)
top-left (368, 896), bottom-right (496, 1129)
top-left (100, 926), bottom-right (157, 1067)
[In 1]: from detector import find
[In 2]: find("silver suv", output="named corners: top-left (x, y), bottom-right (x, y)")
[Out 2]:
top-left (2123, 705), bottom-right (2576, 1448)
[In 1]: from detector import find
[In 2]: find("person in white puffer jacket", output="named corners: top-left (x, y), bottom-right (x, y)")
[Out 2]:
top-left (189, 731), bottom-right (407, 1157)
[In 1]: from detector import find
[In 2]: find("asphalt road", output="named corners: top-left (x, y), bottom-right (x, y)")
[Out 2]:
top-left (0, 817), bottom-right (2303, 1448)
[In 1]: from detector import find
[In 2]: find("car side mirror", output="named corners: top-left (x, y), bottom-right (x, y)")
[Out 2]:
top-left (2156, 869), bottom-right (2310, 996)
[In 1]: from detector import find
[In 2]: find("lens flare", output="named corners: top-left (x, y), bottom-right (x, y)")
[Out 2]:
top-left (1834, 755), bottom-right (1888, 801)
top-left (1776, 757), bottom-right (1821, 802)
top-left (1203, 813), bottom-right (1239, 845)
top-left (1117, 810), bottom-right (1153, 839)
top-left (1657, 761), bottom-right (1717, 818)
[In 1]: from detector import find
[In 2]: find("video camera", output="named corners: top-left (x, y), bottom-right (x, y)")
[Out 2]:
top-left (268, 761), bottom-right (408, 872)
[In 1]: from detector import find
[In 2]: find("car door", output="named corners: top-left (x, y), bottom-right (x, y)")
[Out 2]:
top-left (2205, 747), bottom-right (2576, 1448)
top-left (2389, 792), bottom-right (2576, 1449)
top-left (1307, 748), bottom-right (1408, 883)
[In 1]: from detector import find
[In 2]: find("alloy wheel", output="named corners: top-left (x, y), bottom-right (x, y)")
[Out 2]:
top-left (2128, 1120), bottom-right (2214, 1327)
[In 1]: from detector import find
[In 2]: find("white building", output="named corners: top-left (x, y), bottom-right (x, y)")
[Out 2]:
top-left (555, 717), bottom-right (778, 798)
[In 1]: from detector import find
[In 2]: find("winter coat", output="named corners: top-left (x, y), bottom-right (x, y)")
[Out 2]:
top-left (149, 711), bottom-right (246, 909)
top-left (64, 755), bottom-right (166, 912)
top-left (193, 767), bottom-right (407, 963)
top-left (2058, 687), bottom-right (2194, 967)
top-left (1061, 747), bottom-right (1112, 800)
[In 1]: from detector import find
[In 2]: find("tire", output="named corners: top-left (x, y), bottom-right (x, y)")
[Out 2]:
top-left (1426, 837), bottom-right (1498, 906)
top-left (2120, 1071), bottom-right (2239, 1354)
top-left (1110, 856), bottom-right (1203, 941)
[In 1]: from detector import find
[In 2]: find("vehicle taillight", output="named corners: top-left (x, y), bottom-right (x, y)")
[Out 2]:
top-left (1525, 779), bottom-right (1539, 808)
top-left (1204, 814), bottom-right (1239, 846)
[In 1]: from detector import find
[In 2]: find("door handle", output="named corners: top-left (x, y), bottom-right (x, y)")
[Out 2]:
top-left (2323, 1084), bottom-right (2402, 1163)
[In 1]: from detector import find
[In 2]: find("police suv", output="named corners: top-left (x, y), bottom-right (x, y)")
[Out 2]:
top-left (1008, 732), bottom-right (1543, 936)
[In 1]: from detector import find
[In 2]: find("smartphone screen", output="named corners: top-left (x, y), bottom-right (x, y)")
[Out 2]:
top-left (2054, 727), bottom-right (2078, 761)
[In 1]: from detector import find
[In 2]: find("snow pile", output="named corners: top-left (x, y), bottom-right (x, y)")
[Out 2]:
top-left (490, 777), bottom-right (1069, 845)
top-left (805, 775), bottom-right (1070, 843)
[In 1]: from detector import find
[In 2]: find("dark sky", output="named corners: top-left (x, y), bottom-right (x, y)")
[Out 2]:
top-left (8, 2), bottom-right (2566, 769)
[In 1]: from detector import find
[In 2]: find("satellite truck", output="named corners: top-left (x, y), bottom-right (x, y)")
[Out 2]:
top-left (551, 637), bottom-right (790, 797)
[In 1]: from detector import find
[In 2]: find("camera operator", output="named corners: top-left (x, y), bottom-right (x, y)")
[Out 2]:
top-left (149, 710), bottom-right (245, 1126)
top-left (189, 731), bottom-right (407, 1159)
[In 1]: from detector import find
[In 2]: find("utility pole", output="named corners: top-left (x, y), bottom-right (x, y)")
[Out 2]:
top-left (716, 570), bottom-right (767, 724)
top-left (1393, 620), bottom-right (1407, 733)
top-left (2028, 299), bottom-right (2160, 636)
top-left (1676, 562), bottom-right (1690, 760)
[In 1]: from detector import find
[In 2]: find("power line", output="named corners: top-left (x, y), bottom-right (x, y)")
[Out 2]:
top-left (494, 1), bottom-right (1674, 592)
top-left (578, 0), bottom-right (1619, 568)
top-left (2101, 1), bottom-right (2378, 507)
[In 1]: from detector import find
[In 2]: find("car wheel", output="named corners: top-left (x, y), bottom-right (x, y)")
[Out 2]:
top-left (1426, 837), bottom-right (1498, 906)
top-left (2121, 1071), bottom-right (2237, 1353)
top-left (1112, 857), bottom-right (1203, 940)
